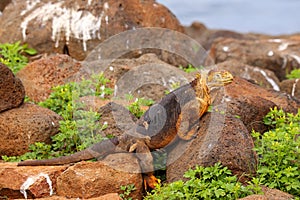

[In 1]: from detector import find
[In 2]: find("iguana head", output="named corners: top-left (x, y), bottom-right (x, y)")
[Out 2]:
top-left (206, 70), bottom-right (233, 90)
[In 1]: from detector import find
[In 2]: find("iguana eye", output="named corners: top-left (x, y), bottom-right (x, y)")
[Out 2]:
top-left (213, 73), bottom-right (222, 80)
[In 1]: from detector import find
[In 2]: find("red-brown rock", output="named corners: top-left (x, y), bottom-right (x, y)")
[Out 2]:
top-left (23, 193), bottom-right (122, 200)
top-left (0, 103), bottom-right (62, 156)
top-left (225, 77), bottom-right (300, 115)
top-left (208, 38), bottom-right (300, 80)
top-left (17, 54), bottom-right (82, 102)
top-left (0, 0), bottom-right (10, 11)
top-left (56, 154), bottom-right (143, 199)
top-left (82, 53), bottom-right (191, 101)
top-left (166, 77), bottom-right (300, 182)
top-left (0, 154), bottom-right (142, 199)
top-left (0, 0), bottom-right (183, 61)
top-left (0, 63), bottom-right (25, 112)
top-left (217, 60), bottom-right (280, 91)
top-left (108, 53), bottom-right (191, 101)
top-left (184, 22), bottom-right (259, 50)
top-left (0, 162), bottom-right (67, 199)
top-left (167, 112), bottom-right (257, 183)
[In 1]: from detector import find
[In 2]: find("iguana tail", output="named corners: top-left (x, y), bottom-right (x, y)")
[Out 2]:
top-left (17, 138), bottom-right (119, 166)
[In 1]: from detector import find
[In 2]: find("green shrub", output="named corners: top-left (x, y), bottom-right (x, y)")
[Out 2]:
top-left (2, 73), bottom-right (112, 161)
top-left (119, 184), bottom-right (137, 200)
top-left (145, 162), bottom-right (260, 200)
top-left (179, 64), bottom-right (198, 73)
top-left (39, 73), bottom-right (113, 120)
top-left (252, 107), bottom-right (300, 197)
top-left (0, 41), bottom-right (37, 73)
top-left (286, 69), bottom-right (300, 79)
top-left (126, 94), bottom-right (154, 118)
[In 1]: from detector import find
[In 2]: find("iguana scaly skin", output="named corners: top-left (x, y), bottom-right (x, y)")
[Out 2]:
top-left (18, 70), bottom-right (233, 189)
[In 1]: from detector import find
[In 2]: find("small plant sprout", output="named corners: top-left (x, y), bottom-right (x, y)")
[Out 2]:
top-left (119, 184), bottom-right (136, 200)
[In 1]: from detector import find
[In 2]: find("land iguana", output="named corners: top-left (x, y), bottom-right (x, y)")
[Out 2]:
top-left (18, 69), bottom-right (233, 189)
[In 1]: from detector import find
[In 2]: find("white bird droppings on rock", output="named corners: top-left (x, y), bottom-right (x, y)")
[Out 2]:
top-left (278, 42), bottom-right (289, 51)
top-left (20, 1), bottom-right (109, 51)
top-left (267, 50), bottom-right (274, 57)
top-left (20, 173), bottom-right (53, 199)
top-left (253, 68), bottom-right (280, 91)
top-left (291, 79), bottom-right (299, 97)
top-left (222, 46), bottom-right (229, 52)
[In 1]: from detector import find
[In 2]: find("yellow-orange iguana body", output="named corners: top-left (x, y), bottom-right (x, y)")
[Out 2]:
top-left (18, 70), bottom-right (233, 189)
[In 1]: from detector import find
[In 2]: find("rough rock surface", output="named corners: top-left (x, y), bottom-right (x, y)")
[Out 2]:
top-left (238, 187), bottom-right (294, 200)
top-left (106, 54), bottom-right (192, 101)
top-left (0, 63), bottom-right (25, 112)
top-left (56, 154), bottom-right (143, 199)
top-left (166, 77), bottom-right (300, 182)
top-left (225, 77), bottom-right (300, 118)
top-left (0, 162), bottom-right (67, 199)
top-left (280, 78), bottom-right (300, 100)
top-left (97, 102), bottom-right (138, 137)
top-left (184, 21), bottom-right (258, 50)
top-left (207, 37), bottom-right (300, 80)
top-left (17, 54), bottom-right (82, 102)
top-left (82, 53), bottom-right (192, 101)
top-left (0, 0), bottom-right (183, 61)
top-left (167, 112), bottom-right (257, 183)
top-left (0, 153), bottom-right (142, 199)
top-left (13, 193), bottom-right (121, 200)
top-left (0, 0), bottom-right (10, 11)
top-left (0, 103), bottom-right (62, 156)
top-left (217, 60), bottom-right (280, 91)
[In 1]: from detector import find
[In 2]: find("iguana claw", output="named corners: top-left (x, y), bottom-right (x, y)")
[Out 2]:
top-left (143, 173), bottom-right (159, 190)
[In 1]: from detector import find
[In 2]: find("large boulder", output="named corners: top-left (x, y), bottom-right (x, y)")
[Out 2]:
top-left (207, 37), bottom-right (300, 80)
top-left (0, 63), bottom-right (25, 112)
top-left (184, 22), bottom-right (258, 50)
top-left (166, 77), bottom-right (300, 182)
top-left (0, 153), bottom-right (142, 199)
top-left (102, 53), bottom-right (192, 101)
top-left (0, 0), bottom-right (183, 61)
top-left (0, 103), bottom-right (62, 156)
top-left (17, 54), bottom-right (82, 102)
top-left (81, 53), bottom-right (192, 101)
top-left (0, 162), bottom-right (67, 199)
top-left (166, 112), bottom-right (257, 183)
top-left (56, 154), bottom-right (143, 199)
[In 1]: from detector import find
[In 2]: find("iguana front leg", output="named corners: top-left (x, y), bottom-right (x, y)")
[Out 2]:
top-left (176, 96), bottom-right (210, 140)
top-left (129, 139), bottom-right (158, 189)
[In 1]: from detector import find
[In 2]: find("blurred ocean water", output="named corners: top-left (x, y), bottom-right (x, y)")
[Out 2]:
top-left (157, 0), bottom-right (300, 35)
